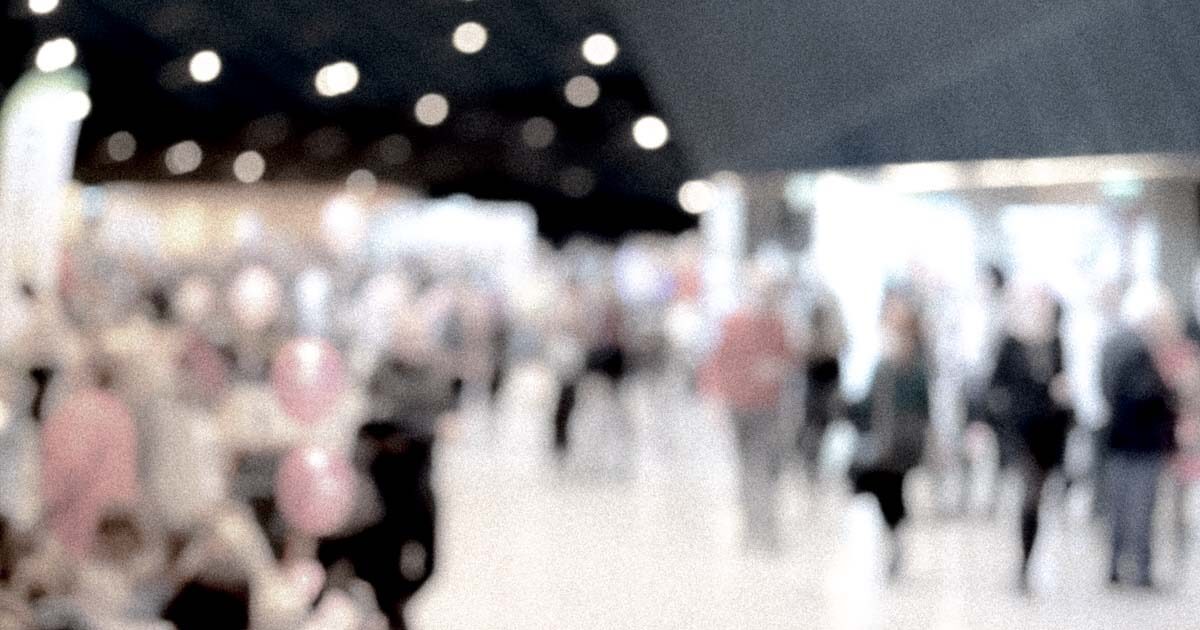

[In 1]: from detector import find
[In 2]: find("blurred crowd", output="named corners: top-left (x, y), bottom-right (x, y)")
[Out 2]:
top-left (0, 221), bottom-right (1198, 629)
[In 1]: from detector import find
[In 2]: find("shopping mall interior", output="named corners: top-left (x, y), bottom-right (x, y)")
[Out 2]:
top-left (2, 1), bottom-right (1200, 628)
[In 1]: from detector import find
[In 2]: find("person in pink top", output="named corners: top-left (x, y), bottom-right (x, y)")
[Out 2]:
top-left (705, 269), bottom-right (797, 551)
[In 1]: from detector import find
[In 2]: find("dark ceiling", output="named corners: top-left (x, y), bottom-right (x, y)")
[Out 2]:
top-left (609, 0), bottom-right (1200, 173)
top-left (4, 0), bottom-right (1200, 241)
top-left (1, 0), bottom-right (699, 242)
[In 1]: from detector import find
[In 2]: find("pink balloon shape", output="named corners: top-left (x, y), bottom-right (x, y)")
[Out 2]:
top-left (41, 388), bottom-right (139, 558)
top-left (271, 337), bottom-right (347, 425)
top-left (275, 446), bottom-right (356, 537)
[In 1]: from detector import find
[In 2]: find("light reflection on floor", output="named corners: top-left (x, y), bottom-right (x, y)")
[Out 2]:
top-left (409, 365), bottom-right (1195, 629)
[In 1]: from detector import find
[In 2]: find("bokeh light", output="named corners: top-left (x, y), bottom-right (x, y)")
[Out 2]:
top-left (415, 93), bottom-right (450, 126)
top-left (165, 141), bottom-right (203, 175)
top-left (188, 50), bottom-right (222, 83)
top-left (632, 116), bottom-right (669, 150)
top-left (35, 37), bottom-right (76, 73)
top-left (315, 61), bottom-right (359, 97)
top-left (677, 180), bottom-right (716, 214)
top-left (581, 33), bottom-right (618, 66)
top-left (452, 21), bottom-right (489, 54)
top-left (232, 150), bottom-right (266, 183)
top-left (106, 131), bottom-right (136, 162)
top-left (564, 75), bottom-right (600, 108)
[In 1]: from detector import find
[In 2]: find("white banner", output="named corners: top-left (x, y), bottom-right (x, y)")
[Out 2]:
top-left (0, 68), bottom-right (88, 307)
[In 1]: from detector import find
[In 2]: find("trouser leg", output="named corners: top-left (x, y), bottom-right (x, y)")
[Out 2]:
top-left (1130, 456), bottom-right (1164, 584)
top-left (1020, 463), bottom-right (1047, 572)
top-left (553, 380), bottom-right (577, 455)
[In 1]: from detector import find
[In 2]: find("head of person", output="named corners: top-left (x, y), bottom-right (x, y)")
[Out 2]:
top-left (1006, 282), bottom-right (1057, 344)
top-left (881, 287), bottom-right (922, 362)
top-left (742, 258), bottom-right (787, 313)
top-left (93, 508), bottom-right (144, 567)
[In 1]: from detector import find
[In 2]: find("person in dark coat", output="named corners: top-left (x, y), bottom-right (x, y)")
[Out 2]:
top-left (1100, 287), bottom-right (1180, 588)
top-left (986, 287), bottom-right (1072, 592)
top-left (849, 288), bottom-right (930, 577)
top-left (318, 336), bottom-right (454, 629)
top-left (798, 293), bottom-right (846, 482)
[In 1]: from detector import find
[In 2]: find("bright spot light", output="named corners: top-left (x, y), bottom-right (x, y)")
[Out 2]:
top-left (61, 91), bottom-right (90, 121)
top-left (35, 37), bottom-right (76, 73)
top-left (28, 0), bottom-right (58, 15)
top-left (230, 266), bottom-right (281, 331)
top-left (581, 33), bottom-right (618, 66)
top-left (677, 180), bottom-right (716, 215)
top-left (165, 140), bottom-right (203, 175)
top-left (414, 93), bottom-right (449, 126)
top-left (452, 21), bottom-right (488, 54)
top-left (345, 169), bottom-right (377, 197)
top-left (520, 117), bottom-right (555, 149)
top-left (233, 150), bottom-right (266, 183)
top-left (188, 50), bottom-right (221, 83)
top-left (315, 61), bottom-right (359, 97)
top-left (296, 269), bottom-right (332, 327)
top-left (234, 210), bottom-right (263, 246)
top-left (564, 75), bottom-right (600, 108)
top-left (322, 195), bottom-right (366, 254)
top-left (632, 115), bottom-right (669, 150)
top-left (106, 131), bottom-right (136, 162)
top-left (164, 204), bottom-right (206, 256)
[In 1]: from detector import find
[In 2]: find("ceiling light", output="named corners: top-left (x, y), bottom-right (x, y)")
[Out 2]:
top-left (165, 140), bottom-right (203, 175)
top-left (233, 150), bottom-right (266, 183)
top-left (520, 117), bottom-right (556, 149)
top-left (28, 0), bottom-right (59, 15)
top-left (106, 131), bottom-right (136, 162)
top-left (188, 50), bottom-right (221, 83)
top-left (560, 167), bottom-right (595, 198)
top-left (581, 33), bottom-right (618, 66)
top-left (564, 75), bottom-right (600, 108)
top-left (677, 180), bottom-right (716, 214)
top-left (632, 115), bottom-right (669, 150)
top-left (35, 37), bottom-right (76, 73)
top-left (315, 61), bottom-right (359, 97)
top-left (376, 134), bottom-right (411, 165)
top-left (414, 93), bottom-right (449, 126)
top-left (452, 21), bottom-right (488, 54)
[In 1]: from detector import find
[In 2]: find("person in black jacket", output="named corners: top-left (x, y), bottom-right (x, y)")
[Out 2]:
top-left (987, 287), bottom-right (1072, 592)
top-left (1100, 287), bottom-right (1179, 588)
top-left (318, 336), bottom-right (454, 630)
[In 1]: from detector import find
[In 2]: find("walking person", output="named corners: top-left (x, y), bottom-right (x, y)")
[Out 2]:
top-left (986, 286), bottom-right (1072, 592)
top-left (1100, 285), bottom-right (1180, 588)
top-left (848, 288), bottom-right (930, 578)
top-left (798, 292), bottom-right (846, 482)
top-left (705, 268), bottom-right (796, 552)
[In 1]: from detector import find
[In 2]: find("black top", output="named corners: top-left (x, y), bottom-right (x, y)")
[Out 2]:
top-left (1101, 330), bottom-right (1176, 454)
top-left (162, 580), bottom-right (250, 630)
top-left (988, 335), bottom-right (1063, 433)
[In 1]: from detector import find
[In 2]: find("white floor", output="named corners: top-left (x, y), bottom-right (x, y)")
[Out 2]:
top-left (408, 365), bottom-right (1199, 630)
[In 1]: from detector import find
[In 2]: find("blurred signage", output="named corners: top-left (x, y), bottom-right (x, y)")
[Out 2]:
top-left (0, 69), bottom-right (88, 300)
